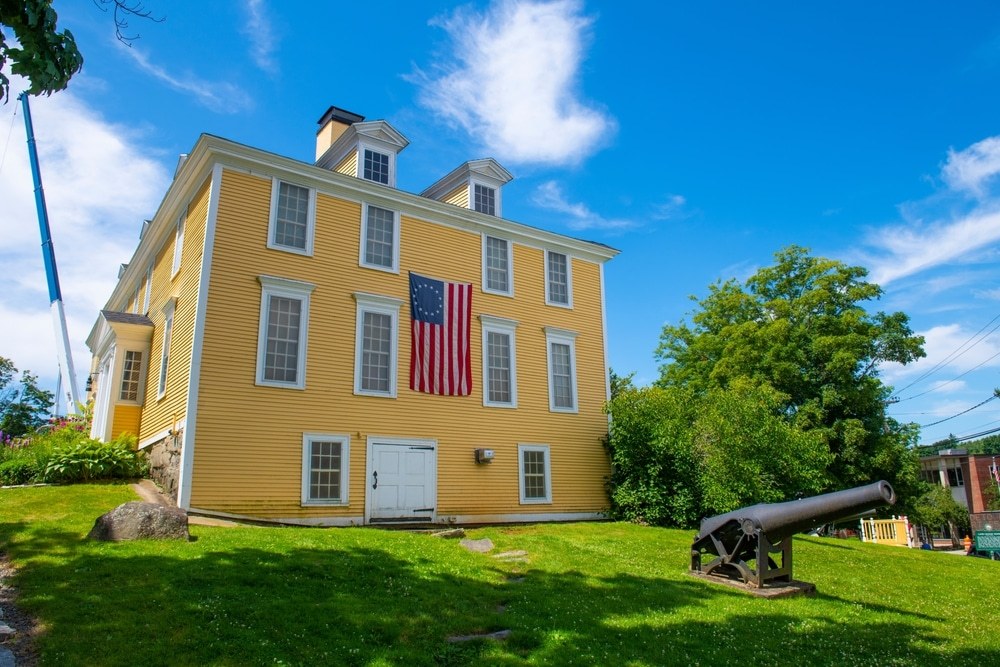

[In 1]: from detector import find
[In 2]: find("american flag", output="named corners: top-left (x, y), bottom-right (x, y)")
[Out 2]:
top-left (409, 272), bottom-right (472, 396)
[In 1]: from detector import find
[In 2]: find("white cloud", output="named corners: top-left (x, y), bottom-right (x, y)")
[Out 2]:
top-left (865, 209), bottom-right (1000, 285)
top-left (881, 323), bottom-right (1000, 386)
top-left (121, 44), bottom-right (253, 113)
top-left (651, 194), bottom-right (688, 221)
top-left (942, 135), bottom-right (1000, 197)
top-left (414, 0), bottom-right (615, 166)
top-left (241, 0), bottom-right (279, 75)
top-left (0, 74), bottom-right (170, 401)
top-left (532, 180), bottom-right (633, 231)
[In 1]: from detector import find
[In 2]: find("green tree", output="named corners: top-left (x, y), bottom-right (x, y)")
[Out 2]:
top-left (0, 0), bottom-right (83, 101)
top-left (655, 246), bottom-right (926, 496)
top-left (0, 355), bottom-right (54, 437)
top-left (910, 483), bottom-right (970, 539)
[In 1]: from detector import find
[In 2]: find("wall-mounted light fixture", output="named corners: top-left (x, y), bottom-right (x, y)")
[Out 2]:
top-left (475, 448), bottom-right (495, 464)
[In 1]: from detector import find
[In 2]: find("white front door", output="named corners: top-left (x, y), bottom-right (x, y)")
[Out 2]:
top-left (368, 440), bottom-right (436, 522)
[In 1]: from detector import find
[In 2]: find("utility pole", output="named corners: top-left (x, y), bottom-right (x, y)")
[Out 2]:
top-left (19, 93), bottom-right (80, 414)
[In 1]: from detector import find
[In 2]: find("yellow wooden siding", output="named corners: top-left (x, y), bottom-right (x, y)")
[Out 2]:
top-left (334, 150), bottom-right (357, 178)
top-left (190, 168), bottom-right (609, 520)
top-left (442, 184), bottom-right (470, 208)
top-left (111, 404), bottom-right (142, 441)
top-left (136, 176), bottom-right (212, 443)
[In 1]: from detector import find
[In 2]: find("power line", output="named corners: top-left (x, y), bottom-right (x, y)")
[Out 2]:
top-left (892, 313), bottom-right (1000, 400)
top-left (896, 347), bottom-right (1000, 402)
top-left (919, 393), bottom-right (998, 428)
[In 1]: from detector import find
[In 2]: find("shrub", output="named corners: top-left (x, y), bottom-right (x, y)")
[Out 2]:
top-left (43, 433), bottom-right (146, 484)
top-left (0, 457), bottom-right (39, 485)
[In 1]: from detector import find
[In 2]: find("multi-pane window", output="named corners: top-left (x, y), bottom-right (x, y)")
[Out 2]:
top-left (546, 251), bottom-right (571, 306)
top-left (481, 315), bottom-right (517, 407)
top-left (302, 434), bottom-right (350, 505)
top-left (946, 462), bottom-right (964, 487)
top-left (119, 350), bottom-right (142, 402)
top-left (256, 276), bottom-right (314, 389)
top-left (171, 215), bottom-right (185, 277)
top-left (545, 328), bottom-right (578, 412)
top-left (363, 148), bottom-right (390, 184)
top-left (362, 204), bottom-right (397, 271)
top-left (518, 445), bottom-right (551, 504)
top-left (474, 183), bottom-right (496, 215)
top-left (273, 181), bottom-right (310, 251)
top-left (264, 296), bottom-right (302, 383)
top-left (484, 236), bottom-right (511, 294)
top-left (487, 332), bottom-right (511, 403)
top-left (353, 293), bottom-right (401, 397)
top-left (157, 304), bottom-right (175, 398)
top-left (361, 311), bottom-right (392, 393)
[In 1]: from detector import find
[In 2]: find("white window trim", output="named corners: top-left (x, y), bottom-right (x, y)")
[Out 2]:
top-left (482, 234), bottom-right (513, 297)
top-left (544, 250), bottom-right (574, 309)
top-left (359, 202), bottom-right (400, 273)
top-left (518, 444), bottom-right (552, 504)
top-left (352, 292), bottom-right (402, 398)
top-left (470, 178), bottom-right (501, 217)
top-left (480, 315), bottom-right (518, 408)
top-left (266, 178), bottom-right (317, 256)
top-left (143, 265), bottom-right (153, 315)
top-left (157, 299), bottom-right (177, 400)
top-left (255, 275), bottom-right (315, 390)
top-left (301, 433), bottom-right (351, 506)
top-left (170, 213), bottom-right (185, 278)
top-left (358, 141), bottom-right (396, 187)
top-left (545, 326), bottom-right (579, 413)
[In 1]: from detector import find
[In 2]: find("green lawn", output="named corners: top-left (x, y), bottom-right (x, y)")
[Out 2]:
top-left (1, 484), bottom-right (998, 666)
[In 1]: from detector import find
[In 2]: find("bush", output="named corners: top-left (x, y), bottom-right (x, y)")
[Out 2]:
top-left (43, 433), bottom-right (146, 483)
top-left (0, 457), bottom-right (39, 485)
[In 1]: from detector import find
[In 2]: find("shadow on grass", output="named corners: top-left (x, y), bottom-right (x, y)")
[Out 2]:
top-left (0, 520), bottom-right (991, 666)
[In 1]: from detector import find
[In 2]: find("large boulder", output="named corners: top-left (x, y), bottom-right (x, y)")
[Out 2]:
top-left (88, 501), bottom-right (189, 541)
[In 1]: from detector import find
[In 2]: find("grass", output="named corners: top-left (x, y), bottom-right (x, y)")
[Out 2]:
top-left (1, 484), bottom-right (998, 666)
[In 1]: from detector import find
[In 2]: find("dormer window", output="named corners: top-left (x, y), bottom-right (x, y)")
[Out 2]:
top-left (421, 158), bottom-right (513, 216)
top-left (363, 148), bottom-right (391, 184)
top-left (474, 183), bottom-right (496, 216)
top-left (315, 111), bottom-right (409, 188)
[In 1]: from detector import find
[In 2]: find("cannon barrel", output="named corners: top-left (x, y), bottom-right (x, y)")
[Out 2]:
top-left (690, 480), bottom-right (896, 590)
top-left (696, 480), bottom-right (896, 544)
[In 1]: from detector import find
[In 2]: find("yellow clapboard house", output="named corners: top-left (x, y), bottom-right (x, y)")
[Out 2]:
top-left (86, 106), bottom-right (619, 526)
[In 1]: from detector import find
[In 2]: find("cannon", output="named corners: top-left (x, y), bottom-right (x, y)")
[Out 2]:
top-left (691, 481), bottom-right (895, 589)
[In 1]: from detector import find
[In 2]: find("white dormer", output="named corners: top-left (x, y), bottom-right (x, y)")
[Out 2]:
top-left (421, 158), bottom-right (514, 217)
top-left (315, 107), bottom-right (409, 188)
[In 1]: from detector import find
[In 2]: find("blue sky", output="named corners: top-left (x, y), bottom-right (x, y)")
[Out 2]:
top-left (3, 1), bottom-right (1000, 446)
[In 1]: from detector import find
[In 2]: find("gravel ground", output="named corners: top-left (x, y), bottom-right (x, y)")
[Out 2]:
top-left (0, 554), bottom-right (39, 667)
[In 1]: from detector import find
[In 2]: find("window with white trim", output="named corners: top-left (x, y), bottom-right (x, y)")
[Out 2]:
top-left (483, 235), bottom-right (512, 295)
top-left (473, 183), bottom-right (496, 216)
top-left (545, 251), bottom-right (572, 307)
top-left (132, 284), bottom-right (141, 314)
top-left (481, 316), bottom-right (517, 407)
top-left (256, 276), bottom-right (315, 389)
top-left (362, 147), bottom-right (391, 185)
top-left (518, 444), bottom-right (552, 504)
top-left (361, 203), bottom-right (399, 272)
top-left (353, 293), bottom-right (401, 397)
top-left (545, 327), bottom-right (578, 412)
top-left (170, 214), bottom-right (185, 277)
top-left (268, 180), bottom-right (316, 255)
top-left (157, 301), bottom-right (175, 399)
top-left (119, 350), bottom-right (143, 402)
top-left (302, 433), bottom-right (350, 505)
